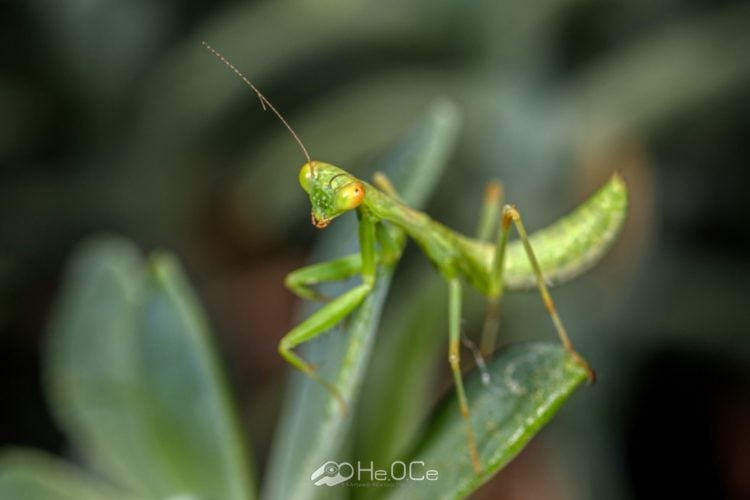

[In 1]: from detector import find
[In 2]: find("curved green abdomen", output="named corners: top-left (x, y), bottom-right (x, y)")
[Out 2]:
top-left (464, 173), bottom-right (629, 291)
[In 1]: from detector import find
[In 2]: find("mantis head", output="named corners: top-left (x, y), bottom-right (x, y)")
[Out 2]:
top-left (299, 161), bottom-right (366, 229)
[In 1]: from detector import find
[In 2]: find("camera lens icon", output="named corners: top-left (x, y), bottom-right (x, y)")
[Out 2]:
top-left (311, 461), bottom-right (354, 486)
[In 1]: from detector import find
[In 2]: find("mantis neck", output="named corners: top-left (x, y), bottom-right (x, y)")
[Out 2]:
top-left (361, 183), bottom-right (491, 281)
top-left (361, 183), bottom-right (431, 235)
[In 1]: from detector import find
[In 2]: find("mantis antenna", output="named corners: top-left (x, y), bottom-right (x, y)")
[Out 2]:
top-left (202, 41), bottom-right (314, 173)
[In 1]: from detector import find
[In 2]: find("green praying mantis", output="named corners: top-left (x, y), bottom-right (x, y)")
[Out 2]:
top-left (204, 43), bottom-right (628, 474)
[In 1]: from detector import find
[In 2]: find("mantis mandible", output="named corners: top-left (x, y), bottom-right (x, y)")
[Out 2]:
top-left (204, 42), bottom-right (628, 474)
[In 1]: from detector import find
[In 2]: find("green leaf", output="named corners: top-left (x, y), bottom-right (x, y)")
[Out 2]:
top-left (45, 236), bottom-right (254, 499)
top-left (0, 449), bottom-right (138, 500)
top-left (262, 100), bottom-right (461, 500)
top-left (385, 342), bottom-right (588, 500)
top-left (45, 237), bottom-right (146, 489)
top-left (352, 271), bottom-right (446, 498)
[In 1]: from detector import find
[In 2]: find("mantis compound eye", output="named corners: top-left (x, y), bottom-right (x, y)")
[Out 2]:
top-left (298, 162), bottom-right (315, 192)
top-left (335, 182), bottom-right (365, 211)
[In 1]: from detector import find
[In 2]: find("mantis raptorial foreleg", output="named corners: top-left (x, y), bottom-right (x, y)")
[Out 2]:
top-left (285, 254), bottom-right (362, 302)
top-left (278, 217), bottom-right (378, 412)
top-left (448, 278), bottom-right (482, 474)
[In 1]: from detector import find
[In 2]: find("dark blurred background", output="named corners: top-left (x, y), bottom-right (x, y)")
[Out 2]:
top-left (1, 1), bottom-right (749, 499)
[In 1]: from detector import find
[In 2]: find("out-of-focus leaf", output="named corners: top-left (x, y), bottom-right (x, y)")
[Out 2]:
top-left (262, 100), bottom-right (461, 500)
top-left (45, 237), bottom-right (145, 488)
top-left (352, 271), bottom-right (446, 500)
top-left (46, 236), bottom-right (255, 499)
top-left (385, 342), bottom-right (588, 500)
top-left (0, 449), bottom-right (138, 500)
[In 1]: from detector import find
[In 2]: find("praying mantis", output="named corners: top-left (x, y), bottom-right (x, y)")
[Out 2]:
top-left (204, 43), bottom-right (628, 475)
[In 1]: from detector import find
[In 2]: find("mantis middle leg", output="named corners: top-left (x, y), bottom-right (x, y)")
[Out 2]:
top-left (448, 278), bottom-right (482, 474)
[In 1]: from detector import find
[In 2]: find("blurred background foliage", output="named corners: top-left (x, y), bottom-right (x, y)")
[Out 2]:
top-left (1, 0), bottom-right (749, 498)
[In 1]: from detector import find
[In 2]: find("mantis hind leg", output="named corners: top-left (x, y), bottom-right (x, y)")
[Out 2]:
top-left (448, 278), bottom-right (482, 474)
top-left (500, 205), bottom-right (595, 382)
